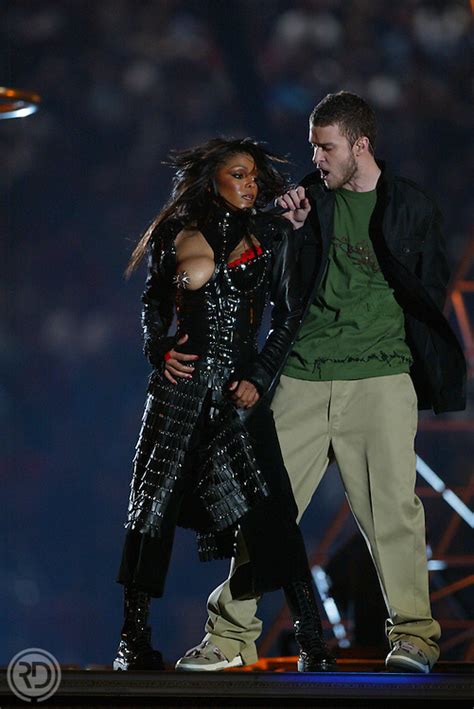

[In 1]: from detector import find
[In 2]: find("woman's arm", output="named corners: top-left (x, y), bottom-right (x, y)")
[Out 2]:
top-left (141, 222), bottom-right (179, 369)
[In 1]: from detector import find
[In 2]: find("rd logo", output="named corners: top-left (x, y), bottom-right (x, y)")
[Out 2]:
top-left (7, 648), bottom-right (61, 702)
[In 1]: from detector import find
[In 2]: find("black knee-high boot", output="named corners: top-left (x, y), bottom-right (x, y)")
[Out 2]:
top-left (113, 586), bottom-right (164, 671)
top-left (284, 580), bottom-right (337, 672)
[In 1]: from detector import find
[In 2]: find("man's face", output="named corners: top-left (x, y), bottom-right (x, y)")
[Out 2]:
top-left (309, 123), bottom-right (357, 190)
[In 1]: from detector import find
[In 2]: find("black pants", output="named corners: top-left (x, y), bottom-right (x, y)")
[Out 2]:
top-left (117, 399), bottom-right (312, 598)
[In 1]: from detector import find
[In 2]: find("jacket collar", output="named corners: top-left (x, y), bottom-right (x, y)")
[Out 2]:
top-left (197, 199), bottom-right (255, 262)
top-left (302, 159), bottom-right (395, 244)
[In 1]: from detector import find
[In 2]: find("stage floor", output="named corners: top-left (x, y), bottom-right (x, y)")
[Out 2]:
top-left (1, 660), bottom-right (473, 707)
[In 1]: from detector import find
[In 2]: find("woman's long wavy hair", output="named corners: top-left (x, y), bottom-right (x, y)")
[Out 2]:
top-left (126, 137), bottom-right (289, 276)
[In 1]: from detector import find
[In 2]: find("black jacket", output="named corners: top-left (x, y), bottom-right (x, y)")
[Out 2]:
top-left (260, 164), bottom-right (466, 414)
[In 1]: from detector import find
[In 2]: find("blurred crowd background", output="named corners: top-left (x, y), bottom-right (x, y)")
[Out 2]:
top-left (1, 0), bottom-right (473, 667)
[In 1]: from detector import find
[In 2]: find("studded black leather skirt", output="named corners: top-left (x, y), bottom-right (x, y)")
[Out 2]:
top-left (117, 367), bottom-right (311, 597)
top-left (125, 366), bottom-right (270, 543)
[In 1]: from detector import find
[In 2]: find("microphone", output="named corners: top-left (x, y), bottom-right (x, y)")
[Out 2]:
top-left (262, 199), bottom-right (305, 216)
top-left (262, 202), bottom-right (288, 216)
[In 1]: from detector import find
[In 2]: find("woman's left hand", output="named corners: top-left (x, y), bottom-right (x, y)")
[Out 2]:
top-left (228, 380), bottom-right (260, 409)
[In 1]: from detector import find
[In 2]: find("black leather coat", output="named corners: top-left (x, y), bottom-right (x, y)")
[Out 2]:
top-left (126, 206), bottom-right (304, 562)
top-left (266, 164), bottom-right (466, 413)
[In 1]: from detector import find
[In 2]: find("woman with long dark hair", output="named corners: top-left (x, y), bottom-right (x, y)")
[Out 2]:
top-left (114, 137), bottom-right (335, 672)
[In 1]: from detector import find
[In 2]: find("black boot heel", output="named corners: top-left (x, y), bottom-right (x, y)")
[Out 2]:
top-left (284, 580), bottom-right (337, 672)
top-left (113, 587), bottom-right (164, 671)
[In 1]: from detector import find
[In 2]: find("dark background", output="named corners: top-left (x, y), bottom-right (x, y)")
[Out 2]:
top-left (1, 0), bottom-right (473, 667)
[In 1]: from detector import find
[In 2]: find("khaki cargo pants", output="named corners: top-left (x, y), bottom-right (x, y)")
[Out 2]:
top-left (202, 373), bottom-right (440, 666)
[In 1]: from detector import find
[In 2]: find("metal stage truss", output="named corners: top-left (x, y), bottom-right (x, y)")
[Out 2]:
top-left (260, 230), bottom-right (474, 662)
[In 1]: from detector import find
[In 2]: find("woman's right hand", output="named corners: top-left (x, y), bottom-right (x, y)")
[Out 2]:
top-left (164, 334), bottom-right (199, 385)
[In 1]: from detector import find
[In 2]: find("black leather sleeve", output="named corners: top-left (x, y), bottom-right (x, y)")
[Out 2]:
top-left (141, 221), bottom-right (179, 369)
top-left (420, 203), bottom-right (450, 311)
top-left (244, 219), bottom-right (303, 395)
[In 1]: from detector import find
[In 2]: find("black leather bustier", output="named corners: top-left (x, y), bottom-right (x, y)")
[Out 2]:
top-left (174, 208), bottom-right (272, 388)
top-left (141, 204), bottom-right (303, 398)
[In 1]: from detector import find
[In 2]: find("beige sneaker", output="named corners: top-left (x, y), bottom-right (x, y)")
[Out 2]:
top-left (175, 640), bottom-right (244, 672)
top-left (385, 640), bottom-right (431, 673)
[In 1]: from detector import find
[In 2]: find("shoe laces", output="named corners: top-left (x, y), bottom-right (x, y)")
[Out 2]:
top-left (185, 640), bottom-right (227, 662)
top-left (393, 640), bottom-right (428, 660)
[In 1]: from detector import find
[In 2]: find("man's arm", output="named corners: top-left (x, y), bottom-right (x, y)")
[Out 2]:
top-left (419, 203), bottom-right (450, 311)
top-left (241, 220), bottom-right (303, 396)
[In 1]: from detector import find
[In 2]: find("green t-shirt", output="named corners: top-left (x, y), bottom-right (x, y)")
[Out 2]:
top-left (284, 187), bottom-right (412, 381)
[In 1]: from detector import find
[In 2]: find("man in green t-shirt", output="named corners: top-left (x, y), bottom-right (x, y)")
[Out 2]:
top-left (176, 93), bottom-right (465, 674)
top-left (284, 185), bottom-right (413, 382)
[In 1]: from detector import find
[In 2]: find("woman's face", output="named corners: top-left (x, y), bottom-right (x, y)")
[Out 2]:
top-left (214, 153), bottom-right (258, 210)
